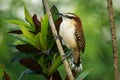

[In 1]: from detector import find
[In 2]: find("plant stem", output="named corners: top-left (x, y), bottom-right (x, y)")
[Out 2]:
top-left (42, 0), bottom-right (74, 80)
top-left (18, 70), bottom-right (26, 80)
top-left (107, 0), bottom-right (119, 80)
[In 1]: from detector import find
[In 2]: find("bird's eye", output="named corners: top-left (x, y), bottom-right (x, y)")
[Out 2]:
top-left (66, 15), bottom-right (73, 19)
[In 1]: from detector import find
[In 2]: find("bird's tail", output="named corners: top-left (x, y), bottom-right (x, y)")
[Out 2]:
top-left (74, 57), bottom-right (82, 72)
top-left (69, 50), bottom-right (82, 72)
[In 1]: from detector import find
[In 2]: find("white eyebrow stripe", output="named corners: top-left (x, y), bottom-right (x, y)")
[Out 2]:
top-left (65, 13), bottom-right (76, 17)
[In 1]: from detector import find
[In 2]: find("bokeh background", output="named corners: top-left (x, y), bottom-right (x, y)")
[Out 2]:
top-left (0, 0), bottom-right (120, 80)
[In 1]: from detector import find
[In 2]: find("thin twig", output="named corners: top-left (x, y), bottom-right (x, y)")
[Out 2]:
top-left (107, 0), bottom-right (119, 80)
top-left (43, 0), bottom-right (74, 80)
top-left (18, 69), bottom-right (26, 80)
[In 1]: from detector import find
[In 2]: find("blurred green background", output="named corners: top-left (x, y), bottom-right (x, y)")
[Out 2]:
top-left (0, 0), bottom-right (120, 80)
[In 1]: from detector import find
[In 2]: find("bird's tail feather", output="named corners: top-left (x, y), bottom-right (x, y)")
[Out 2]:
top-left (69, 56), bottom-right (82, 72)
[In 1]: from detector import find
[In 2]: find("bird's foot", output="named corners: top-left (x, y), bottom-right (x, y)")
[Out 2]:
top-left (62, 53), bottom-right (72, 62)
top-left (54, 35), bottom-right (62, 40)
top-left (69, 58), bottom-right (83, 72)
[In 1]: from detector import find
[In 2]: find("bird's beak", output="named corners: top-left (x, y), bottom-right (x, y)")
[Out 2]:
top-left (56, 12), bottom-right (65, 17)
top-left (58, 13), bottom-right (63, 16)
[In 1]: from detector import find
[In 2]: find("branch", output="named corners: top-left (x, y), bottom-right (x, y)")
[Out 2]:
top-left (107, 0), bottom-right (119, 80)
top-left (42, 0), bottom-right (74, 80)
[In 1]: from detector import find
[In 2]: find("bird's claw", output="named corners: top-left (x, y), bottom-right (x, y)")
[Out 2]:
top-left (54, 35), bottom-right (62, 40)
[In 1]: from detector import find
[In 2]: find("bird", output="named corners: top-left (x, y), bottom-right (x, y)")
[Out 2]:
top-left (57, 13), bottom-right (85, 72)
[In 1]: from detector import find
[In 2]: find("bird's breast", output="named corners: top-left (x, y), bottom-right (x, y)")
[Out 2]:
top-left (59, 22), bottom-right (77, 49)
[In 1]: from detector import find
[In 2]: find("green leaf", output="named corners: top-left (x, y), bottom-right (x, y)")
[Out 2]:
top-left (46, 31), bottom-right (55, 49)
top-left (48, 55), bottom-right (61, 76)
top-left (0, 65), bottom-right (4, 80)
top-left (3, 71), bottom-right (11, 80)
top-left (40, 14), bottom-right (48, 50)
top-left (24, 6), bottom-right (34, 27)
top-left (9, 34), bottom-right (31, 45)
top-left (50, 5), bottom-right (59, 21)
top-left (13, 40), bottom-right (26, 45)
top-left (20, 25), bottom-right (36, 47)
top-left (35, 32), bottom-right (42, 49)
top-left (37, 55), bottom-right (48, 74)
top-left (75, 69), bottom-right (91, 80)
top-left (20, 25), bottom-right (34, 39)
top-left (42, 0), bottom-right (46, 14)
top-left (5, 20), bottom-right (35, 31)
top-left (9, 33), bottom-right (38, 49)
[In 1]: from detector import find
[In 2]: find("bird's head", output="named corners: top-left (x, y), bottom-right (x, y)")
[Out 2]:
top-left (58, 13), bottom-right (81, 25)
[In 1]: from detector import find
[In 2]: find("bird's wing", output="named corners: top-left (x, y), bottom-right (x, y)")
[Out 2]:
top-left (75, 26), bottom-right (85, 53)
